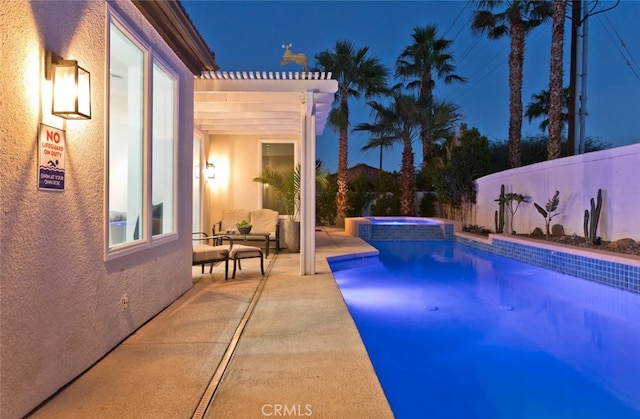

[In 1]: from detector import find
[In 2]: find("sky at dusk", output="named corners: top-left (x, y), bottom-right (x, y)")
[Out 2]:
top-left (182, 1), bottom-right (640, 173)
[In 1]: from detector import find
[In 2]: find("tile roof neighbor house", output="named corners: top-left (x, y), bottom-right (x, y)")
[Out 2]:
top-left (0, 1), bottom-right (336, 417)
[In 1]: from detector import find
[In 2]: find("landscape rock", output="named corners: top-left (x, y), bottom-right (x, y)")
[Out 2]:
top-left (605, 238), bottom-right (638, 252)
top-left (530, 227), bottom-right (544, 238)
top-left (551, 224), bottom-right (565, 237)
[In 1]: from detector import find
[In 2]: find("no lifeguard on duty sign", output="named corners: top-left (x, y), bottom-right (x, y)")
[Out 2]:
top-left (38, 124), bottom-right (66, 191)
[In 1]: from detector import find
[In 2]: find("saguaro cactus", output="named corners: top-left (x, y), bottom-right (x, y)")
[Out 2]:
top-left (494, 184), bottom-right (506, 233)
top-left (584, 188), bottom-right (602, 245)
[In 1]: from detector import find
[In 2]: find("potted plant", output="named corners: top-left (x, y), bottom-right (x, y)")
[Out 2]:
top-left (253, 162), bottom-right (328, 252)
top-left (236, 219), bottom-right (252, 234)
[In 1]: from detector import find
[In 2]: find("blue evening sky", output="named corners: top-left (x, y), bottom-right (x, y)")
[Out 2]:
top-left (182, 1), bottom-right (640, 173)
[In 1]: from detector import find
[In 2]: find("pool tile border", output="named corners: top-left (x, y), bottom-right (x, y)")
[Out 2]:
top-left (346, 217), bottom-right (640, 294)
top-left (456, 232), bottom-right (640, 294)
top-left (355, 218), bottom-right (455, 241)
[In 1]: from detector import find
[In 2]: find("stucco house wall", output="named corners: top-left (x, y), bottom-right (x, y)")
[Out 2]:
top-left (1, 1), bottom-right (194, 417)
top-left (474, 143), bottom-right (640, 241)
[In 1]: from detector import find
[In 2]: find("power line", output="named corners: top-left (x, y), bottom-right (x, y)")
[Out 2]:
top-left (597, 14), bottom-right (640, 81)
top-left (443, 2), bottom-right (471, 39)
top-left (445, 28), bottom-right (545, 105)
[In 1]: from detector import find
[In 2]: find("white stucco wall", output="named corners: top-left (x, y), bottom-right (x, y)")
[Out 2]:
top-left (206, 134), bottom-right (298, 234)
top-left (0, 1), bottom-right (194, 417)
top-left (474, 143), bottom-right (640, 241)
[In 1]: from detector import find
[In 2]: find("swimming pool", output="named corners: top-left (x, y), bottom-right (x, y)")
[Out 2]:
top-left (330, 241), bottom-right (640, 419)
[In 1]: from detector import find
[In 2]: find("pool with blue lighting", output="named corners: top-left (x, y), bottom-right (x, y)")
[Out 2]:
top-left (330, 241), bottom-right (640, 419)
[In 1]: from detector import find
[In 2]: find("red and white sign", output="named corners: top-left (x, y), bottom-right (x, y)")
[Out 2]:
top-left (38, 124), bottom-right (66, 191)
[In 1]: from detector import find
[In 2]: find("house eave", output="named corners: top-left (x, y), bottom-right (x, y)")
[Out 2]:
top-left (132, 0), bottom-right (218, 74)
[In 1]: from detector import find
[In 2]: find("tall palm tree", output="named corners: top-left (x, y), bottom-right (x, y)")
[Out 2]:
top-left (396, 25), bottom-right (465, 173)
top-left (314, 40), bottom-right (389, 227)
top-left (355, 90), bottom-right (423, 215)
top-left (360, 133), bottom-right (396, 172)
top-left (471, 0), bottom-right (553, 168)
top-left (427, 99), bottom-right (463, 178)
top-left (432, 99), bottom-right (463, 145)
top-left (547, 0), bottom-right (567, 160)
top-left (525, 87), bottom-right (570, 132)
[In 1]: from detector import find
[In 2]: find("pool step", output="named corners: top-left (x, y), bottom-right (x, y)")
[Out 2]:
top-left (364, 224), bottom-right (446, 241)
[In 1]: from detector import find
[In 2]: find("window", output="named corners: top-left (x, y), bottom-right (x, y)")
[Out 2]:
top-left (192, 134), bottom-right (202, 233)
top-left (107, 16), bottom-right (178, 257)
top-left (151, 64), bottom-right (176, 237)
top-left (261, 142), bottom-right (294, 215)
top-left (108, 21), bottom-right (144, 248)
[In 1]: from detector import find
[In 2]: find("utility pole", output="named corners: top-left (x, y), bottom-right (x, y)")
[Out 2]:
top-left (578, 2), bottom-right (589, 155)
top-left (567, 0), bottom-right (581, 156)
top-left (568, 0), bottom-right (620, 155)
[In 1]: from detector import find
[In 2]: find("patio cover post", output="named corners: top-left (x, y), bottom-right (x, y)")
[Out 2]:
top-left (300, 90), bottom-right (316, 275)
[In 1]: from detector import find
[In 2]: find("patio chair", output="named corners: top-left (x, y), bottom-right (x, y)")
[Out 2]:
top-left (214, 208), bottom-right (280, 255)
top-left (192, 233), bottom-right (232, 279)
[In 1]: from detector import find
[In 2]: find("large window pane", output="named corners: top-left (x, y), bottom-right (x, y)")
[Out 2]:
top-left (151, 64), bottom-right (176, 237)
top-left (108, 23), bottom-right (144, 247)
top-left (192, 136), bottom-right (202, 233)
top-left (261, 143), bottom-right (294, 215)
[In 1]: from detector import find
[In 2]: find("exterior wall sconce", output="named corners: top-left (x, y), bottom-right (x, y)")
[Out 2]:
top-left (45, 50), bottom-right (91, 120)
top-left (205, 162), bottom-right (215, 179)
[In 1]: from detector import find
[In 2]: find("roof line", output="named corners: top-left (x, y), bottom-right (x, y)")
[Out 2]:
top-left (132, 0), bottom-right (218, 74)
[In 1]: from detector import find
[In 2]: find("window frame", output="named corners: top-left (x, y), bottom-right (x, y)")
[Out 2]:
top-left (258, 140), bottom-right (298, 213)
top-left (150, 58), bottom-right (179, 245)
top-left (105, 10), bottom-right (179, 260)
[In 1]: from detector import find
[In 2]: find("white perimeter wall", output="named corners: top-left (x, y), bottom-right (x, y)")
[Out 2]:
top-left (475, 143), bottom-right (640, 241)
top-left (0, 2), bottom-right (193, 417)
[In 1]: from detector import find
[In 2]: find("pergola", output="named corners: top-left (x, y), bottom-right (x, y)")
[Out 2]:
top-left (194, 71), bottom-right (338, 274)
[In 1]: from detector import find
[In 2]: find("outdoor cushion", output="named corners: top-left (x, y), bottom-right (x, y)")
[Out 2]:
top-left (192, 244), bottom-right (228, 263)
top-left (220, 209), bottom-right (251, 232)
top-left (249, 209), bottom-right (279, 237)
top-left (228, 244), bottom-right (264, 279)
top-left (229, 245), bottom-right (263, 260)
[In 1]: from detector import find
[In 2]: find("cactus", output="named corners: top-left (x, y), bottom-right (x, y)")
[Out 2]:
top-left (584, 189), bottom-right (602, 245)
top-left (494, 184), bottom-right (506, 233)
top-left (583, 210), bottom-right (590, 242)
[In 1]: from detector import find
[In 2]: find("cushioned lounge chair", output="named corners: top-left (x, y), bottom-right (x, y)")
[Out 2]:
top-left (192, 233), bottom-right (232, 279)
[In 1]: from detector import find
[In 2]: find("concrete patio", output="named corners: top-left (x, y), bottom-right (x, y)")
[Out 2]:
top-left (28, 227), bottom-right (393, 418)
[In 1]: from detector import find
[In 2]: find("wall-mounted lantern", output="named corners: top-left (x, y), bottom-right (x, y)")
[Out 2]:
top-left (45, 50), bottom-right (91, 120)
top-left (205, 162), bottom-right (215, 179)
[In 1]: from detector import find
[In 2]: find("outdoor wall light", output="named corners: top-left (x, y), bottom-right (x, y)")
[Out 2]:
top-left (205, 162), bottom-right (215, 179)
top-left (45, 50), bottom-right (91, 120)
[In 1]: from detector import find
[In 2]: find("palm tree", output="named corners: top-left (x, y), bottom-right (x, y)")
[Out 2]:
top-left (432, 99), bottom-right (463, 145)
top-left (425, 99), bottom-right (463, 186)
top-left (355, 90), bottom-right (423, 215)
top-left (358, 98), bottom-right (397, 171)
top-left (396, 25), bottom-right (465, 173)
top-left (525, 87), bottom-right (570, 132)
top-left (547, 0), bottom-right (567, 160)
top-left (314, 41), bottom-right (389, 227)
top-left (471, 0), bottom-right (553, 168)
top-left (360, 134), bottom-right (396, 172)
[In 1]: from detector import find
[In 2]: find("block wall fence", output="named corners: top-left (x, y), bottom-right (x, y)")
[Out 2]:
top-left (473, 143), bottom-right (640, 242)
